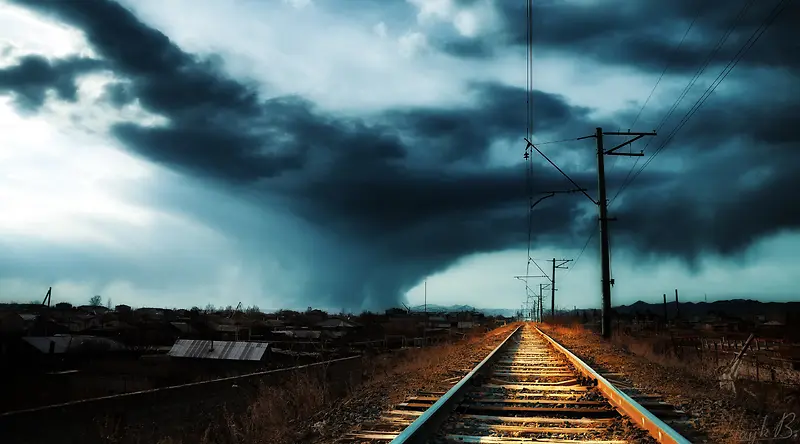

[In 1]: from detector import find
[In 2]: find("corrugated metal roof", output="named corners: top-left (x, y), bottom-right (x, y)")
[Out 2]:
top-left (167, 339), bottom-right (269, 361)
top-left (22, 335), bottom-right (127, 354)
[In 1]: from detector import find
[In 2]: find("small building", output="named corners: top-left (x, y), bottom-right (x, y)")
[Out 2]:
top-left (316, 318), bottom-right (360, 330)
top-left (168, 339), bottom-right (270, 361)
top-left (0, 312), bottom-right (25, 334)
top-left (170, 321), bottom-right (196, 335)
top-left (66, 314), bottom-right (102, 332)
top-left (21, 335), bottom-right (127, 354)
top-left (134, 307), bottom-right (164, 320)
top-left (115, 304), bottom-right (132, 313)
top-left (77, 305), bottom-right (110, 315)
top-left (758, 320), bottom-right (786, 338)
top-left (273, 329), bottom-right (321, 340)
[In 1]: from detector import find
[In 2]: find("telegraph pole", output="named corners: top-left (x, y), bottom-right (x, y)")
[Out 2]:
top-left (549, 259), bottom-right (571, 320)
top-left (525, 128), bottom-right (655, 337)
top-left (596, 128), bottom-right (656, 337)
top-left (539, 283), bottom-right (550, 322)
top-left (596, 126), bottom-right (613, 338)
top-left (515, 275), bottom-right (546, 322)
top-left (580, 128), bottom-right (656, 338)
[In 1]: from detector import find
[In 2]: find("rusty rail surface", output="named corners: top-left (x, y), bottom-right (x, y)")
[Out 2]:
top-left (535, 326), bottom-right (691, 444)
top-left (349, 323), bottom-right (692, 443)
top-left (389, 324), bottom-right (523, 444)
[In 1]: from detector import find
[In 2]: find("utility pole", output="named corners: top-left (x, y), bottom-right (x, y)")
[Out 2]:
top-left (526, 128), bottom-right (655, 338)
top-left (574, 128), bottom-right (656, 338)
top-left (595, 127), bottom-right (613, 338)
top-left (663, 293), bottom-right (668, 323)
top-left (548, 259), bottom-right (572, 320)
top-left (538, 283), bottom-right (550, 323)
top-left (515, 274), bottom-right (548, 322)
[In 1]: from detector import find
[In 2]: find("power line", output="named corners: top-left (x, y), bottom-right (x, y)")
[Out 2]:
top-left (523, 0), bottom-right (544, 298)
top-left (654, 0), bottom-right (758, 134)
top-left (630, 17), bottom-right (699, 129)
top-left (525, 139), bottom-right (598, 205)
top-left (530, 137), bottom-right (584, 146)
top-left (609, 0), bottom-right (772, 207)
top-left (617, 0), bottom-right (791, 198)
top-left (607, 17), bottom-right (696, 197)
top-left (566, 229), bottom-right (595, 276)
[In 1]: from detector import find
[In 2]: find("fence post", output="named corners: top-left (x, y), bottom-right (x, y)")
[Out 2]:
top-left (755, 354), bottom-right (759, 381)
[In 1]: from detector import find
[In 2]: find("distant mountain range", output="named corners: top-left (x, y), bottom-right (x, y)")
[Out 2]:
top-left (405, 299), bottom-right (800, 320)
top-left (613, 299), bottom-right (800, 320)
top-left (407, 304), bottom-right (518, 317)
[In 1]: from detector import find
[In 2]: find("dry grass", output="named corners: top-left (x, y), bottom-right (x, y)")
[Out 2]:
top-left (153, 326), bottom-right (518, 444)
top-left (543, 323), bottom-right (800, 443)
top-left (228, 372), bottom-right (328, 444)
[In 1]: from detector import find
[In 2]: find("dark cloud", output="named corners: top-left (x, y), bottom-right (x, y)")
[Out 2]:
top-left (439, 0), bottom-right (799, 74)
top-left (611, 92), bottom-right (800, 263)
top-left (385, 83), bottom-right (591, 162)
top-left (0, 54), bottom-right (104, 111)
top-left (4, 0), bottom-right (799, 309)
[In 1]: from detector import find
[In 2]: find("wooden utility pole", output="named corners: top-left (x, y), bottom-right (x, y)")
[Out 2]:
top-left (539, 283), bottom-right (549, 322)
top-left (675, 288), bottom-right (680, 319)
top-left (525, 127), bottom-right (655, 338)
top-left (549, 259), bottom-right (572, 320)
top-left (663, 293), bottom-right (668, 322)
top-left (580, 128), bottom-right (656, 338)
top-left (595, 127), bottom-right (614, 338)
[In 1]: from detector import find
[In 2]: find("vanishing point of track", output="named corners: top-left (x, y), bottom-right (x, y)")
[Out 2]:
top-left (341, 324), bottom-right (691, 444)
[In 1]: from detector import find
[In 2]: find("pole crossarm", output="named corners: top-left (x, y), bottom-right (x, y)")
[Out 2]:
top-left (553, 259), bottom-right (572, 269)
top-left (603, 131), bottom-right (656, 155)
top-left (514, 275), bottom-right (549, 279)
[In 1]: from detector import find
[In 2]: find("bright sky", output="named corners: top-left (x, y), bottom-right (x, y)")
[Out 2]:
top-left (1, 0), bottom-right (797, 311)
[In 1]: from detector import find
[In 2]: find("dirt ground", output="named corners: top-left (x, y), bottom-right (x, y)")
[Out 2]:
top-left (295, 323), bottom-right (519, 443)
top-left (540, 324), bottom-right (800, 444)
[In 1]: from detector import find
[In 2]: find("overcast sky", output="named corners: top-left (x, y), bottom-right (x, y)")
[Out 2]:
top-left (0, 0), bottom-right (798, 312)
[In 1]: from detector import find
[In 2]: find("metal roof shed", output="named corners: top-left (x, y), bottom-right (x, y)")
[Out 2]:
top-left (167, 339), bottom-right (270, 361)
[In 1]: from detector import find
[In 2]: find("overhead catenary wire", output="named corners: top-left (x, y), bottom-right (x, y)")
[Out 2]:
top-left (606, 17), bottom-right (697, 198)
top-left (565, 229), bottom-right (594, 277)
top-left (523, 0), bottom-right (552, 288)
top-left (531, 137), bottom-right (584, 146)
top-left (609, 0), bottom-right (772, 207)
top-left (630, 16), bottom-right (699, 130)
top-left (610, 0), bottom-right (757, 205)
top-left (605, 12), bottom-right (695, 181)
top-left (613, 0), bottom-right (791, 201)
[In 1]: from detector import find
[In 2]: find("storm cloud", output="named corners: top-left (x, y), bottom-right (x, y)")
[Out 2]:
top-left (2, 0), bottom-right (798, 308)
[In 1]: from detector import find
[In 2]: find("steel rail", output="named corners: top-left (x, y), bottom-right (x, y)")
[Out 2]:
top-left (389, 324), bottom-right (523, 444)
top-left (534, 326), bottom-right (691, 444)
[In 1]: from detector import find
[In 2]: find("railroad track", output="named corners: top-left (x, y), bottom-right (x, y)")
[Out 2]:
top-left (340, 324), bottom-right (690, 444)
